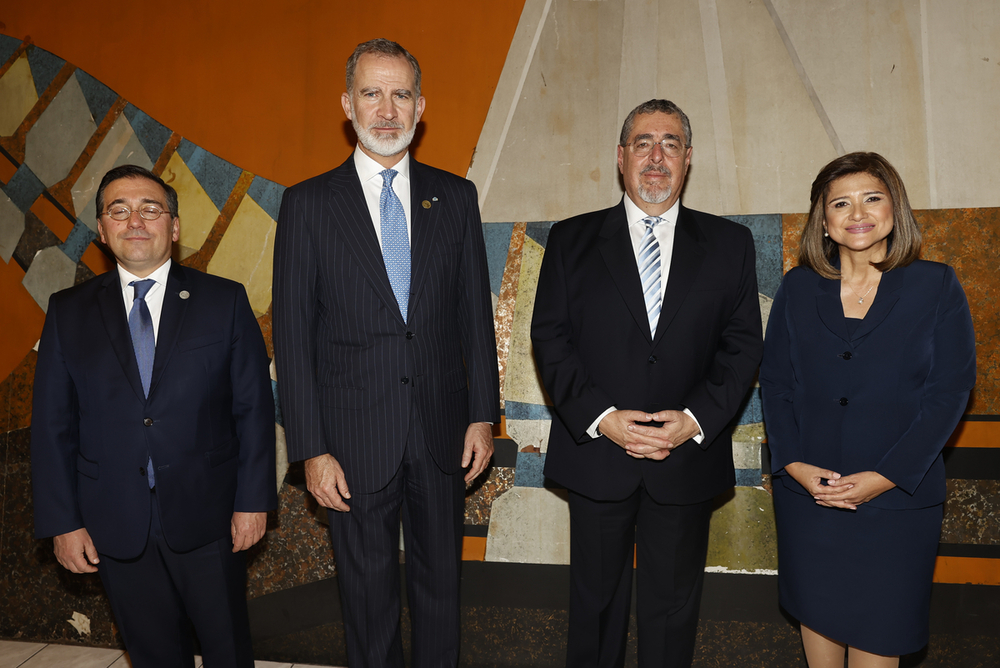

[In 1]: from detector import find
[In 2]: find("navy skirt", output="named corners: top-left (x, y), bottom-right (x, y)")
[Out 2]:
top-left (773, 475), bottom-right (942, 656)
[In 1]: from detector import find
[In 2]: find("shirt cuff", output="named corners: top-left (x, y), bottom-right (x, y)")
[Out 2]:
top-left (587, 406), bottom-right (618, 439)
top-left (683, 407), bottom-right (705, 444)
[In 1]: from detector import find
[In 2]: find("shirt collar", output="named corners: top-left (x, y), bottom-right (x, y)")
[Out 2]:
top-left (117, 258), bottom-right (172, 293)
top-left (624, 195), bottom-right (680, 229)
top-left (353, 146), bottom-right (410, 185)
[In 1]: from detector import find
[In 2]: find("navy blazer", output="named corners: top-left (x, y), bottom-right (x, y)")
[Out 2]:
top-left (760, 260), bottom-right (976, 509)
top-left (272, 156), bottom-right (500, 494)
top-left (32, 262), bottom-right (277, 559)
top-left (531, 202), bottom-right (763, 504)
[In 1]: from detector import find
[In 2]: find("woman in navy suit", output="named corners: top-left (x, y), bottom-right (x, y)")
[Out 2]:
top-left (760, 153), bottom-right (976, 667)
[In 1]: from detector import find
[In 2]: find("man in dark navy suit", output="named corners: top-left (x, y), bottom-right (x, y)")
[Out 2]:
top-left (532, 100), bottom-right (762, 668)
top-left (32, 165), bottom-right (276, 667)
top-left (273, 39), bottom-right (500, 668)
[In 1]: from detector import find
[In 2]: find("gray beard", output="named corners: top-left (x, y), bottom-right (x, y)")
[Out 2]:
top-left (637, 183), bottom-right (672, 205)
top-left (351, 102), bottom-right (416, 157)
top-left (637, 165), bottom-right (672, 204)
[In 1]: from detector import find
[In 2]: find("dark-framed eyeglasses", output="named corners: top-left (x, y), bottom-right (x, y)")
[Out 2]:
top-left (623, 138), bottom-right (688, 159)
top-left (101, 205), bottom-right (171, 222)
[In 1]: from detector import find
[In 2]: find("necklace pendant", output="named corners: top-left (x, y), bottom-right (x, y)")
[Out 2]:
top-left (858, 298), bottom-right (864, 304)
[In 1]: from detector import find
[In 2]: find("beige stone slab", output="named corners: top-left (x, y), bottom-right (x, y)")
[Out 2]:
top-left (709, 0), bottom-right (840, 215)
top-left (478, 0), bottom-right (627, 222)
top-left (24, 74), bottom-right (97, 188)
top-left (923, 1), bottom-right (1000, 209)
top-left (0, 54), bottom-right (39, 137)
top-left (0, 639), bottom-right (46, 666)
top-left (732, 440), bottom-right (762, 470)
top-left (706, 486), bottom-right (777, 574)
top-left (759, 292), bottom-right (773, 338)
top-left (20, 643), bottom-right (123, 668)
top-left (485, 486), bottom-right (570, 565)
top-left (206, 194), bottom-right (276, 317)
top-left (506, 418), bottom-right (553, 453)
top-left (72, 114), bottom-right (153, 231)
top-left (0, 192), bottom-right (25, 263)
top-left (503, 236), bottom-right (548, 406)
top-left (161, 152), bottom-right (219, 260)
top-left (769, 0), bottom-right (930, 208)
top-left (22, 245), bottom-right (77, 312)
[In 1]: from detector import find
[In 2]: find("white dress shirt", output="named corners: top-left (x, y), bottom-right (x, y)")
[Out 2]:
top-left (115, 259), bottom-right (172, 343)
top-left (587, 196), bottom-right (704, 442)
top-left (354, 147), bottom-right (413, 247)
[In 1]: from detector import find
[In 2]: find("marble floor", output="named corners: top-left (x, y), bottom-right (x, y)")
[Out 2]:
top-left (0, 639), bottom-right (342, 668)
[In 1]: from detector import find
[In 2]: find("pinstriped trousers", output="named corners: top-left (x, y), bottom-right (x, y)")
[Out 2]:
top-left (328, 408), bottom-right (465, 668)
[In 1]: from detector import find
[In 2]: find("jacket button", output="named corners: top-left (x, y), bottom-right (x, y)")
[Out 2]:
top-left (839, 397), bottom-right (849, 406)
top-left (648, 355), bottom-right (658, 364)
top-left (401, 377), bottom-right (409, 385)
top-left (143, 417), bottom-right (153, 426)
top-left (139, 467), bottom-right (146, 477)
top-left (406, 331), bottom-right (414, 340)
top-left (842, 351), bottom-right (853, 360)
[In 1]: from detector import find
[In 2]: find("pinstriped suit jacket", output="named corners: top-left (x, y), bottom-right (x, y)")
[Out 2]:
top-left (273, 156), bottom-right (500, 494)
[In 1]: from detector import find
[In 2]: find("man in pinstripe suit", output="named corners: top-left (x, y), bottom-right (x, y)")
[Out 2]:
top-left (273, 39), bottom-right (500, 668)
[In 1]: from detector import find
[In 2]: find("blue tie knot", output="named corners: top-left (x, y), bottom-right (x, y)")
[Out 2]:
top-left (643, 215), bottom-right (662, 230)
top-left (381, 169), bottom-right (398, 188)
top-left (130, 278), bottom-right (154, 300)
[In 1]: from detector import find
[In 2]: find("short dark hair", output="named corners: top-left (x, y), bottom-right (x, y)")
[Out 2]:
top-left (619, 99), bottom-right (692, 148)
top-left (346, 38), bottom-right (421, 97)
top-left (798, 152), bottom-right (921, 279)
top-left (95, 165), bottom-right (178, 220)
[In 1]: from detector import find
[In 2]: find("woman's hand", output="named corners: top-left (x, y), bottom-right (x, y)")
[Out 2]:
top-left (784, 462), bottom-right (847, 504)
top-left (814, 471), bottom-right (896, 510)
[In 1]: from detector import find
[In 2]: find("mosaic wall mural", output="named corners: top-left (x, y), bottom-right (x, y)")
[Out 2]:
top-left (1, 35), bottom-right (997, 648)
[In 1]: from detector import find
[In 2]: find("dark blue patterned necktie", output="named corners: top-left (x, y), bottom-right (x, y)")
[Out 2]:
top-left (128, 279), bottom-right (156, 488)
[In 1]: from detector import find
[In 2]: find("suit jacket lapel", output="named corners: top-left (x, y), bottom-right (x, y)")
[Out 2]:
top-left (408, 160), bottom-right (440, 317)
top-left (97, 270), bottom-right (146, 401)
top-left (326, 160), bottom-right (404, 322)
top-left (598, 203), bottom-right (652, 341)
top-left (654, 207), bottom-right (706, 344)
top-left (148, 261), bottom-right (190, 399)
top-left (814, 272), bottom-right (850, 344)
top-left (852, 264), bottom-right (903, 342)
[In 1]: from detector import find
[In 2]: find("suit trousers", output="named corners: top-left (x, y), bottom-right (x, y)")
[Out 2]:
top-left (328, 409), bottom-right (466, 668)
top-left (566, 487), bottom-right (714, 668)
top-left (96, 491), bottom-right (254, 668)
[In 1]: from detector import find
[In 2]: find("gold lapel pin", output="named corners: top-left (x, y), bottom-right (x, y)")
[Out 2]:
top-left (422, 200), bottom-right (432, 209)
top-left (179, 290), bottom-right (190, 300)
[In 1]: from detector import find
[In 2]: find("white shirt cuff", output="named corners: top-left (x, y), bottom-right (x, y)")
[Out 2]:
top-left (587, 406), bottom-right (618, 439)
top-left (683, 407), bottom-right (705, 444)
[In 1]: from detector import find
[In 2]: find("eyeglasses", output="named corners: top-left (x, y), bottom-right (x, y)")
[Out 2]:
top-left (102, 205), bottom-right (171, 222)
top-left (624, 138), bottom-right (688, 158)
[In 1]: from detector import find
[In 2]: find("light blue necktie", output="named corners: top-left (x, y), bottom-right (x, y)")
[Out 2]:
top-left (638, 216), bottom-right (662, 338)
top-left (128, 279), bottom-right (156, 488)
top-left (379, 169), bottom-right (411, 322)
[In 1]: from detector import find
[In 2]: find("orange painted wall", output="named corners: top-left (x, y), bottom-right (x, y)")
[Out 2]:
top-left (0, 1), bottom-right (525, 186)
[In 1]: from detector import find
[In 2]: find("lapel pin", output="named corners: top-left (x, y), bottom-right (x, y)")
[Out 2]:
top-left (422, 200), bottom-right (432, 209)
top-left (432, 197), bottom-right (439, 202)
top-left (179, 290), bottom-right (190, 300)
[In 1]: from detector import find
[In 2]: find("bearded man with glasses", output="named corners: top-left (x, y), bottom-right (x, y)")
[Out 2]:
top-left (531, 99), bottom-right (763, 668)
top-left (32, 164), bottom-right (276, 667)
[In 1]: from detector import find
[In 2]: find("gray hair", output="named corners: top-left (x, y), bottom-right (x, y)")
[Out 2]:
top-left (619, 99), bottom-right (692, 148)
top-left (346, 38), bottom-right (421, 97)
